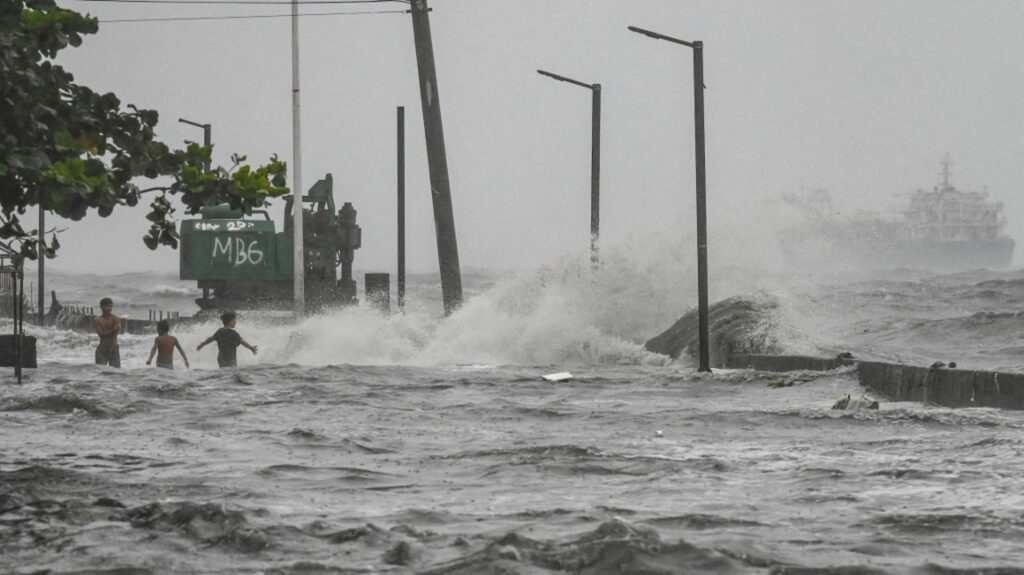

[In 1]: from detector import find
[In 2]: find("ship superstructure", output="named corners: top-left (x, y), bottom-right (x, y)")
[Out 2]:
top-left (779, 157), bottom-right (1014, 271)
top-left (902, 158), bottom-right (1007, 244)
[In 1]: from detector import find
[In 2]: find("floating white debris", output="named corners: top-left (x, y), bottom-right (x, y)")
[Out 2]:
top-left (542, 372), bottom-right (574, 382)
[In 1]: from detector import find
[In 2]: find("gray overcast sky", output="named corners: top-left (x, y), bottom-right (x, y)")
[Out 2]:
top-left (46, 0), bottom-right (1024, 274)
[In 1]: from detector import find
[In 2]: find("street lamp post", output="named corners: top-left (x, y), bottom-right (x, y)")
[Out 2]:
top-left (178, 118), bottom-right (212, 173)
top-left (179, 118), bottom-right (213, 303)
top-left (627, 25), bottom-right (710, 373)
top-left (397, 106), bottom-right (406, 313)
top-left (537, 69), bottom-right (601, 267)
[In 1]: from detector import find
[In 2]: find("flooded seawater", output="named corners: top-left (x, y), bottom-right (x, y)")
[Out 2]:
top-left (4, 256), bottom-right (1024, 573)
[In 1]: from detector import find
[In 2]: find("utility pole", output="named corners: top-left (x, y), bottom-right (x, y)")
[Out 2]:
top-left (397, 106), bottom-right (406, 312)
top-left (409, 0), bottom-right (463, 316)
top-left (291, 0), bottom-right (305, 317)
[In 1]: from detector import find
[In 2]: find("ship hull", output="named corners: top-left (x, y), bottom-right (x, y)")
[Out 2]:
top-left (780, 235), bottom-right (1015, 272)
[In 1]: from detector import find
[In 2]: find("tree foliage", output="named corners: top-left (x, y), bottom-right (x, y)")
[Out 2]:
top-left (0, 0), bottom-right (289, 260)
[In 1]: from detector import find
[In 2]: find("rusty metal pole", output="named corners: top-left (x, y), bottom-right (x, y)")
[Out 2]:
top-left (409, 0), bottom-right (463, 316)
top-left (397, 106), bottom-right (406, 312)
top-left (692, 42), bottom-right (710, 372)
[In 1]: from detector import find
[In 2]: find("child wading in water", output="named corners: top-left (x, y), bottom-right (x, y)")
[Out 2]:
top-left (197, 311), bottom-right (258, 368)
top-left (146, 319), bottom-right (190, 369)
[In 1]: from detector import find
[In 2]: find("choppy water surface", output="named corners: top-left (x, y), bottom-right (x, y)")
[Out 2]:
top-left (4, 260), bottom-right (1024, 573)
top-left (4, 364), bottom-right (1024, 574)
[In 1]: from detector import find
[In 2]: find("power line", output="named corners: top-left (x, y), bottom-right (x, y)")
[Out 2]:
top-left (75, 0), bottom-right (406, 5)
top-left (99, 9), bottom-right (406, 21)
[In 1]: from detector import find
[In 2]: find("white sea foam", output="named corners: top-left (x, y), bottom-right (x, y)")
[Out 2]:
top-left (210, 240), bottom-right (692, 367)
top-left (25, 235), bottom-right (701, 368)
top-left (23, 235), bottom-right (1024, 370)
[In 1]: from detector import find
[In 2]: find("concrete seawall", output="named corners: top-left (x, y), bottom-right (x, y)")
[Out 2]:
top-left (857, 361), bottom-right (1024, 410)
top-left (53, 312), bottom-right (197, 336)
top-left (723, 353), bottom-right (1024, 410)
top-left (725, 354), bottom-right (854, 373)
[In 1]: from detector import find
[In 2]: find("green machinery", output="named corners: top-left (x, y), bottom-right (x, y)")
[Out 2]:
top-left (179, 174), bottom-right (361, 311)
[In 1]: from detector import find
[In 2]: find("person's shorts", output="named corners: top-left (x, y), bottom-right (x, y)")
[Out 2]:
top-left (95, 345), bottom-right (121, 368)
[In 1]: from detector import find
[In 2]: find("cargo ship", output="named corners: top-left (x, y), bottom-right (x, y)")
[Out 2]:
top-left (779, 158), bottom-right (1015, 271)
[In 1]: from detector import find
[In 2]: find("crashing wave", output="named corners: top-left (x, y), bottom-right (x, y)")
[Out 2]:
top-left (644, 295), bottom-right (781, 366)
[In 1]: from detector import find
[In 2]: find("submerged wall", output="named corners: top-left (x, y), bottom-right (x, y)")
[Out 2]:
top-left (856, 361), bottom-right (1024, 410)
top-left (725, 354), bottom-right (854, 373)
top-left (721, 353), bottom-right (1024, 410)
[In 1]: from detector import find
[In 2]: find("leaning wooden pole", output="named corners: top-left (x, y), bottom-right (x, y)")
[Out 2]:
top-left (409, 0), bottom-right (463, 316)
top-left (290, 0), bottom-right (305, 317)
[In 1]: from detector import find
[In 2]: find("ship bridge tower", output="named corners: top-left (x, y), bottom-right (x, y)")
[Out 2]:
top-left (941, 154), bottom-right (953, 190)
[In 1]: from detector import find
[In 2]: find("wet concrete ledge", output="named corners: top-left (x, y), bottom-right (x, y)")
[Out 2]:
top-left (856, 361), bottom-right (1024, 410)
top-left (723, 353), bottom-right (1024, 410)
top-left (724, 354), bottom-right (854, 373)
top-left (53, 313), bottom-right (198, 336)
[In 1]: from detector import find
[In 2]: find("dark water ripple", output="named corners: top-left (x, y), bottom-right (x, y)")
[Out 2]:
top-left (10, 260), bottom-right (1024, 573)
top-left (1, 393), bottom-right (115, 418)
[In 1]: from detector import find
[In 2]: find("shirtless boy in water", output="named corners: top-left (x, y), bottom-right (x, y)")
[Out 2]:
top-left (94, 297), bottom-right (121, 368)
top-left (197, 311), bottom-right (258, 368)
top-left (146, 319), bottom-right (190, 369)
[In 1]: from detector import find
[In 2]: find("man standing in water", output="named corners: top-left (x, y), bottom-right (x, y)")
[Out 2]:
top-left (94, 297), bottom-right (121, 368)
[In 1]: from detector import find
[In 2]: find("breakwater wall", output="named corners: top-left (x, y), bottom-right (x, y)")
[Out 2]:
top-left (856, 361), bottom-right (1024, 410)
top-left (723, 353), bottom-right (1024, 410)
top-left (725, 354), bottom-right (854, 373)
top-left (53, 312), bottom-right (193, 336)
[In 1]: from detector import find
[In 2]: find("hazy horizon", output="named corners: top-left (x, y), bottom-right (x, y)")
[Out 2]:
top-left (38, 0), bottom-right (1024, 279)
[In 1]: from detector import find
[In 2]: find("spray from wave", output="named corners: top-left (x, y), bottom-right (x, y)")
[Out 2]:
top-left (23, 236), bottom-right (704, 367)
top-left (220, 242), bottom-right (699, 367)
top-left (27, 234), bottom-right (1024, 370)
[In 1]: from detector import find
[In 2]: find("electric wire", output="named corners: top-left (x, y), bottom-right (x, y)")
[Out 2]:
top-left (73, 0), bottom-right (407, 5)
top-left (99, 9), bottom-right (406, 21)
